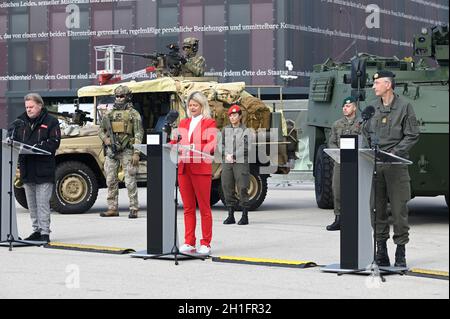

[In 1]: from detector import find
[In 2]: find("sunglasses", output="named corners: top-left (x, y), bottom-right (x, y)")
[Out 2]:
top-left (115, 95), bottom-right (126, 99)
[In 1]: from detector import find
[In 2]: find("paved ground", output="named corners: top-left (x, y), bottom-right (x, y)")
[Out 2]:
top-left (0, 181), bottom-right (448, 299)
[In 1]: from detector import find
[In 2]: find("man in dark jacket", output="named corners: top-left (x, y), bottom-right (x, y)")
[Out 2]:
top-left (14, 93), bottom-right (61, 243)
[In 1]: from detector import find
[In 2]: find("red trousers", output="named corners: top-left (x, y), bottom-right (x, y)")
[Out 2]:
top-left (178, 164), bottom-right (213, 247)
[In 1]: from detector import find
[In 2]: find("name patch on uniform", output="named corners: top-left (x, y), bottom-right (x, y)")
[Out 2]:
top-left (382, 117), bottom-right (388, 124)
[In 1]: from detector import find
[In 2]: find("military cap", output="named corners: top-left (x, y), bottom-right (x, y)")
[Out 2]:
top-left (373, 70), bottom-right (396, 80)
top-left (227, 105), bottom-right (242, 116)
top-left (342, 96), bottom-right (357, 106)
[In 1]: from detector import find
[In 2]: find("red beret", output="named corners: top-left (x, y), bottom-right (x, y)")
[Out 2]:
top-left (227, 105), bottom-right (241, 116)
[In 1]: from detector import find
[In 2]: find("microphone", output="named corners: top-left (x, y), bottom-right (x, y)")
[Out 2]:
top-left (165, 110), bottom-right (179, 126)
top-left (7, 119), bottom-right (25, 141)
top-left (361, 105), bottom-right (375, 121)
top-left (162, 110), bottom-right (179, 141)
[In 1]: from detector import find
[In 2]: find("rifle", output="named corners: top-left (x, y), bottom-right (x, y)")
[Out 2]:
top-left (116, 43), bottom-right (186, 76)
top-left (102, 115), bottom-right (118, 158)
top-left (50, 99), bottom-right (94, 126)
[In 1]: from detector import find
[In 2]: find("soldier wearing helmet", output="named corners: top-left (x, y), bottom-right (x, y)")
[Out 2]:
top-left (180, 37), bottom-right (206, 77)
top-left (98, 85), bottom-right (144, 219)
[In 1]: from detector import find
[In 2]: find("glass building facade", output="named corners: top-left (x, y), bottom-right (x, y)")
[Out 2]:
top-left (0, 0), bottom-right (448, 127)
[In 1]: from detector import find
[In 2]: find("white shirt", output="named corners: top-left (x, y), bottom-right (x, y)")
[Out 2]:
top-left (188, 115), bottom-right (203, 142)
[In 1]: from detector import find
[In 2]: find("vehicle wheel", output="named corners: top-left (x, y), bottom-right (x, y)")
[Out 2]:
top-left (210, 179), bottom-right (221, 206)
top-left (314, 144), bottom-right (334, 209)
top-left (219, 169), bottom-right (268, 211)
top-left (51, 161), bottom-right (99, 214)
top-left (14, 186), bottom-right (28, 209)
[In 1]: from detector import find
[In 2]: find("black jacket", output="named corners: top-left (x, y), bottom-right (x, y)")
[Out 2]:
top-left (14, 109), bottom-right (61, 184)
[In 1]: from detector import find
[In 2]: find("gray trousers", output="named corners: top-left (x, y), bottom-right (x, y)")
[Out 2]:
top-left (221, 163), bottom-right (250, 208)
top-left (23, 183), bottom-right (53, 235)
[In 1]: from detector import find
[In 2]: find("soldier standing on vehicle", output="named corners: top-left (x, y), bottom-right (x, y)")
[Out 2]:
top-left (326, 96), bottom-right (361, 231)
top-left (362, 70), bottom-right (419, 268)
top-left (180, 37), bottom-right (205, 77)
top-left (221, 105), bottom-right (252, 225)
top-left (98, 85), bottom-right (144, 219)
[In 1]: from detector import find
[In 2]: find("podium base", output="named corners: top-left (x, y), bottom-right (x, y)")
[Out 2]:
top-left (0, 239), bottom-right (47, 248)
top-left (321, 263), bottom-right (408, 274)
top-left (130, 249), bottom-right (209, 260)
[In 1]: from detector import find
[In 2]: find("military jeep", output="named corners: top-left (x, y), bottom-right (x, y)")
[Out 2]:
top-left (15, 77), bottom-right (298, 214)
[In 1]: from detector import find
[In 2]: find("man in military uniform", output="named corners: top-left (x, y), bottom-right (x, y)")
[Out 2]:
top-left (98, 85), bottom-right (144, 219)
top-left (362, 70), bottom-right (419, 268)
top-left (180, 37), bottom-right (205, 77)
top-left (221, 105), bottom-right (253, 225)
top-left (326, 96), bottom-right (361, 231)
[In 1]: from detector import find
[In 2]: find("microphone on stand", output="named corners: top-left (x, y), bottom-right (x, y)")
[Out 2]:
top-left (6, 119), bottom-right (25, 144)
top-left (361, 105), bottom-right (375, 122)
top-left (359, 105), bottom-right (377, 148)
top-left (162, 110), bottom-right (179, 142)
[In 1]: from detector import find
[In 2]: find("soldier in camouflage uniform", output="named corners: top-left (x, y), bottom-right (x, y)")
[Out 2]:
top-left (180, 37), bottom-right (205, 77)
top-left (98, 85), bottom-right (144, 219)
top-left (326, 96), bottom-right (361, 231)
top-left (362, 70), bottom-right (419, 268)
top-left (221, 105), bottom-right (253, 225)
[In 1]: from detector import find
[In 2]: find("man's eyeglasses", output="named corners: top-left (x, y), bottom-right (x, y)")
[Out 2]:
top-left (115, 95), bottom-right (126, 99)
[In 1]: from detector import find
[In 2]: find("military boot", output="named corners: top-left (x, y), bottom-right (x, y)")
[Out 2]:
top-left (223, 207), bottom-right (236, 224)
top-left (375, 240), bottom-right (391, 267)
top-left (238, 208), bottom-right (249, 225)
top-left (100, 209), bottom-right (119, 217)
top-left (394, 244), bottom-right (407, 268)
top-left (128, 210), bottom-right (138, 219)
top-left (326, 215), bottom-right (340, 231)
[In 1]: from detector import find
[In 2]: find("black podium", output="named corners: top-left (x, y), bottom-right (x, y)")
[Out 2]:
top-left (1, 129), bottom-right (50, 248)
top-left (321, 135), bottom-right (412, 273)
top-left (130, 132), bottom-right (178, 258)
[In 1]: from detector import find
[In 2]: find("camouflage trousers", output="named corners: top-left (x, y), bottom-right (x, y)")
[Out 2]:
top-left (104, 150), bottom-right (139, 211)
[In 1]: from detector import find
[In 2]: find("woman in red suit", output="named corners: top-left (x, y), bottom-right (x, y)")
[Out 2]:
top-left (174, 91), bottom-right (217, 255)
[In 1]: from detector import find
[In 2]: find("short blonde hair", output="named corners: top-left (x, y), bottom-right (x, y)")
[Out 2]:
top-left (186, 91), bottom-right (211, 119)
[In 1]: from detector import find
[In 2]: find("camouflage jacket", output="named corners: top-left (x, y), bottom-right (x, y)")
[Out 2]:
top-left (181, 55), bottom-right (206, 77)
top-left (328, 116), bottom-right (361, 149)
top-left (98, 103), bottom-right (144, 153)
top-left (362, 94), bottom-right (419, 159)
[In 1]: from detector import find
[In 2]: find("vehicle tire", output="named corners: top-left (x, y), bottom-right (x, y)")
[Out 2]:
top-left (210, 179), bottom-right (221, 206)
top-left (51, 161), bottom-right (99, 214)
top-left (314, 144), bottom-right (334, 209)
top-left (14, 186), bottom-right (28, 209)
top-left (219, 169), bottom-right (268, 211)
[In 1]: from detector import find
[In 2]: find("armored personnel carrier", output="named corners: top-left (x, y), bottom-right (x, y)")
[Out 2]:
top-left (308, 25), bottom-right (449, 208)
top-left (14, 77), bottom-right (298, 214)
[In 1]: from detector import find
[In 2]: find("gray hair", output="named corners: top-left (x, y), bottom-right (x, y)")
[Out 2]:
top-left (186, 91), bottom-right (211, 119)
top-left (384, 77), bottom-right (396, 90)
top-left (24, 93), bottom-right (44, 107)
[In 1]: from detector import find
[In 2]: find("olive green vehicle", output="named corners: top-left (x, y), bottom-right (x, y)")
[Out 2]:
top-left (308, 25), bottom-right (449, 208)
top-left (15, 77), bottom-right (298, 214)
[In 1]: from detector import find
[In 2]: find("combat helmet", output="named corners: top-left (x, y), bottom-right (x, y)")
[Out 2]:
top-left (183, 37), bottom-right (199, 57)
top-left (114, 85), bottom-right (132, 107)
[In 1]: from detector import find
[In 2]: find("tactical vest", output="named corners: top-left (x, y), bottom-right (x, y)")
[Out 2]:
top-left (109, 108), bottom-right (135, 151)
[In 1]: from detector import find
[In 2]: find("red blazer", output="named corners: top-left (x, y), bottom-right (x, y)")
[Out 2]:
top-left (172, 117), bottom-right (217, 175)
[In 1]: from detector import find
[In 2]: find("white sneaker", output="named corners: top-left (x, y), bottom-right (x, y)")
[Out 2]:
top-left (197, 245), bottom-right (211, 255)
top-left (179, 244), bottom-right (196, 253)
